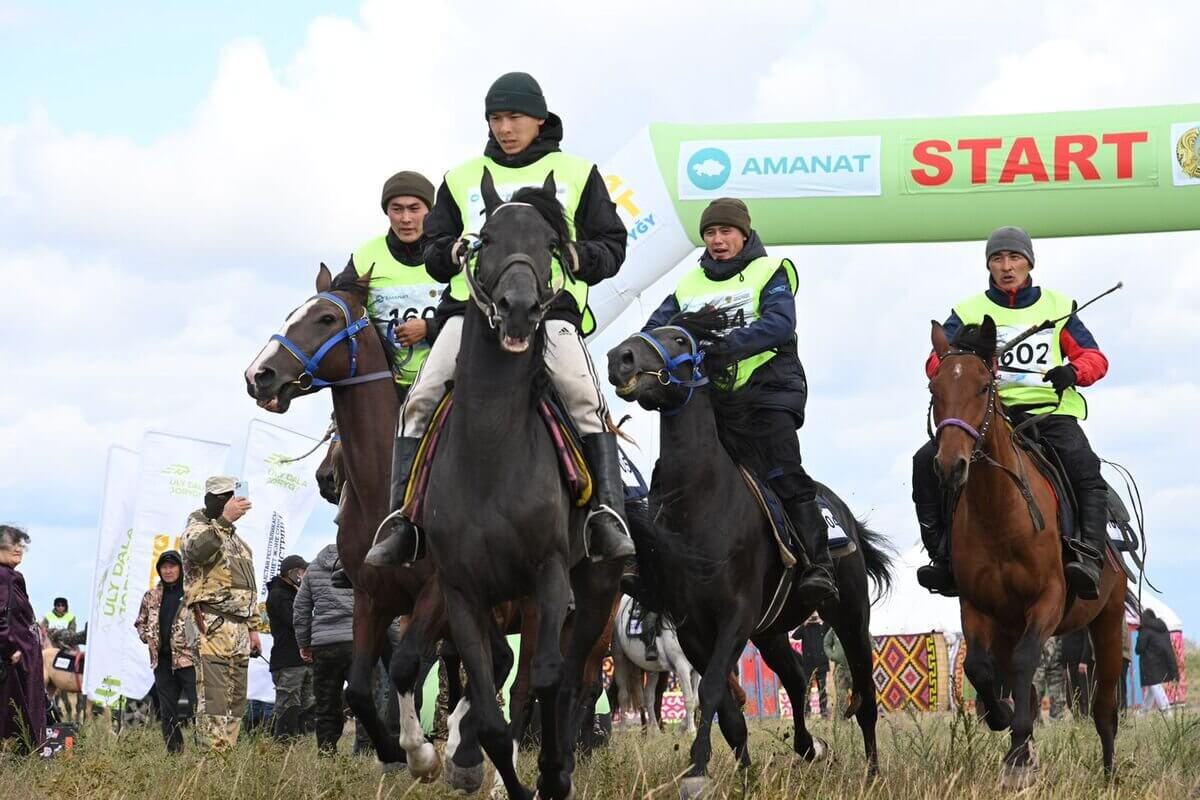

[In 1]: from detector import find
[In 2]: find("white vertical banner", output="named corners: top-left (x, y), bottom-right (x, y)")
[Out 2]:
top-left (87, 432), bottom-right (230, 705)
top-left (81, 446), bottom-right (141, 706)
top-left (590, 126), bottom-right (695, 337)
top-left (238, 418), bottom-right (323, 701)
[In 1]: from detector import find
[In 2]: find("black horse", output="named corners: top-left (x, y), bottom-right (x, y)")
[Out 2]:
top-left (608, 311), bottom-right (894, 797)
top-left (419, 170), bottom-right (622, 800)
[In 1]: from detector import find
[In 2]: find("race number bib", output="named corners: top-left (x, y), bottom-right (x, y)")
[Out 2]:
top-left (995, 325), bottom-right (1055, 387)
top-left (368, 283), bottom-right (442, 338)
top-left (678, 287), bottom-right (758, 331)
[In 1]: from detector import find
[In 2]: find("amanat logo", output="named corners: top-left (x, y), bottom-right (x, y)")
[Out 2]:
top-left (909, 131), bottom-right (1151, 189)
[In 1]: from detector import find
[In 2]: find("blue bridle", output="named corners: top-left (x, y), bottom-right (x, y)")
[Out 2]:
top-left (633, 325), bottom-right (710, 413)
top-left (270, 292), bottom-right (392, 390)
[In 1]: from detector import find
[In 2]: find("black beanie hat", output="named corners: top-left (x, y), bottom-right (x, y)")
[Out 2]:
top-left (279, 554), bottom-right (308, 576)
top-left (699, 198), bottom-right (752, 239)
top-left (381, 171), bottom-right (435, 213)
top-left (985, 226), bottom-right (1035, 268)
top-left (54, 597), bottom-right (68, 607)
top-left (485, 72), bottom-right (548, 120)
top-left (156, 550), bottom-right (182, 574)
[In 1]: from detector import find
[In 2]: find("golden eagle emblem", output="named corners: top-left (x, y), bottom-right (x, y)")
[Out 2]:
top-left (1177, 127), bottom-right (1200, 179)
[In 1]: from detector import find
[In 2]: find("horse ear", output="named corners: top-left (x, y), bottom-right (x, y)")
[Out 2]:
top-left (480, 167), bottom-right (503, 215)
top-left (931, 320), bottom-right (950, 356)
top-left (542, 170), bottom-right (557, 197)
top-left (316, 263), bottom-right (333, 292)
top-left (358, 265), bottom-right (374, 289)
top-left (980, 315), bottom-right (998, 358)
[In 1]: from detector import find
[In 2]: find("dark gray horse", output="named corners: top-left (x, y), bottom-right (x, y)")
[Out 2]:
top-left (421, 170), bottom-right (622, 800)
top-left (608, 311), bottom-right (894, 798)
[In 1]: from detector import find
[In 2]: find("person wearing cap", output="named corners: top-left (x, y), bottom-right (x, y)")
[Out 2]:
top-left (265, 554), bottom-right (314, 739)
top-left (637, 198), bottom-right (837, 603)
top-left (41, 596), bottom-right (77, 649)
top-left (913, 226), bottom-right (1110, 599)
top-left (367, 71), bottom-right (632, 568)
top-left (336, 171), bottom-right (442, 393)
top-left (135, 550), bottom-right (196, 752)
top-left (182, 475), bottom-right (261, 751)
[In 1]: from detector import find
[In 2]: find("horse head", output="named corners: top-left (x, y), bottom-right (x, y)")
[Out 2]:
top-left (244, 264), bottom-right (375, 413)
top-left (607, 308), bottom-right (732, 412)
top-left (467, 168), bottom-right (566, 353)
top-left (929, 315), bottom-right (999, 490)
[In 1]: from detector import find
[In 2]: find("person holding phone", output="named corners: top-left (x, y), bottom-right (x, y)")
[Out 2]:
top-left (182, 475), bottom-right (261, 751)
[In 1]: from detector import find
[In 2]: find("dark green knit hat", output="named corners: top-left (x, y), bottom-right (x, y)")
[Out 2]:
top-left (699, 198), bottom-right (751, 239)
top-left (484, 72), bottom-right (548, 119)
top-left (381, 171), bottom-right (435, 212)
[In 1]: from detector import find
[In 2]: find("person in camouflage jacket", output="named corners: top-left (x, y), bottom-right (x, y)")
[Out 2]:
top-left (135, 550), bottom-right (196, 752)
top-left (182, 475), bottom-right (260, 751)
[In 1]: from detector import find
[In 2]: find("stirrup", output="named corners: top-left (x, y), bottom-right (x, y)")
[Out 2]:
top-left (585, 505), bottom-right (635, 562)
top-left (365, 511), bottom-right (422, 566)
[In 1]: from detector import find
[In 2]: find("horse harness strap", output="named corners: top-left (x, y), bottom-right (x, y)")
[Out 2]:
top-left (634, 326), bottom-right (710, 414)
top-left (271, 291), bottom-right (393, 390)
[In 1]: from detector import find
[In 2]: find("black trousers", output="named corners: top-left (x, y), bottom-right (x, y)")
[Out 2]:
top-left (912, 412), bottom-right (1104, 513)
top-left (746, 409), bottom-right (815, 503)
top-left (312, 642), bottom-right (354, 753)
top-left (153, 662), bottom-right (196, 753)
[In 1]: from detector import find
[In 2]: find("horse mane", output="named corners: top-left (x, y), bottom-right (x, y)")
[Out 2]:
top-left (950, 323), bottom-right (996, 362)
top-left (508, 184), bottom-right (570, 245)
top-left (328, 270), bottom-right (399, 375)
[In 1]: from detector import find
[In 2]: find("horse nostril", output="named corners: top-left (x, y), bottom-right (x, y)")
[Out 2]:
top-left (254, 366), bottom-right (275, 390)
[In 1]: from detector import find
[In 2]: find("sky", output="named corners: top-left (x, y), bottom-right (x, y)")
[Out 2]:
top-left (1, 0), bottom-right (1196, 634)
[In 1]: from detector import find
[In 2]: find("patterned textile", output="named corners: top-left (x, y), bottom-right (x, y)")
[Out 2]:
top-left (1166, 631), bottom-right (1188, 705)
top-left (872, 634), bottom-right (941, 712)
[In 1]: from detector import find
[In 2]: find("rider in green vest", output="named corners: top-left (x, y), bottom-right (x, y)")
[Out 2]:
top-left (913, 226), bottom-right (1111, 600)
top-left (41, 597), bottom-right (77, 648)
top-left (366, 72), bottom-right (634, 568)
top-left (336, 170), bottom-right (440, 395)
top-left (640, 198), bottom-right (838, 605)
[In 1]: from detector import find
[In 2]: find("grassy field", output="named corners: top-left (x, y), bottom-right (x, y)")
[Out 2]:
top-left (3, 706), bottom-right (1198, 800)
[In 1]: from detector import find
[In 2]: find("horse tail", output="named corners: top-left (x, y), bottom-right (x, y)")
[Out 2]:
top-left (853, 518), bottom-right (896, 604)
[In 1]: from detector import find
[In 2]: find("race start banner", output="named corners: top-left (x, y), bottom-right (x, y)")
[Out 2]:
top-left (81, 446), bottom-right (140, 707)
top-left (238, 418), bottom-right (324, 702)
top-left (84, 432), bottom-right (230, 705)
top-left (588, 103), bottom-right (1200, 336)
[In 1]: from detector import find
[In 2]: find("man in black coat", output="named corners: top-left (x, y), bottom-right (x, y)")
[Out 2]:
top-left (1136, 609), bottom-right (1178, 712)
top-left (266, 554), bottom-right (313, 737)
top-left (792, 613), bottom-right (830, 718)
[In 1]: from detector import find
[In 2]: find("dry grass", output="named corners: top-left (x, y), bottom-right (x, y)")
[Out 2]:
top-left (2, 709), bottom-right (1198, 800)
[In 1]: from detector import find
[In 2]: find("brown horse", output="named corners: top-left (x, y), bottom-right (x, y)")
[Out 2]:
top-left (929, 317), bottom-right (1127, 785)
top-left (43, 646), bottom-right (84, 724)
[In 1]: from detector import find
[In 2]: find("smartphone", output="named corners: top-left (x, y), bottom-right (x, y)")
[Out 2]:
top-left (234, 480), bottom-right (248, 499)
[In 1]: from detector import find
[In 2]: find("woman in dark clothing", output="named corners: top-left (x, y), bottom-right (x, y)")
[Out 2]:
top-left (1136, 609), bottom-right (1178, 711)
top-left (134, 550), bottom-right (196, 752)
top-left (0, 525), bottom-right (46, 754)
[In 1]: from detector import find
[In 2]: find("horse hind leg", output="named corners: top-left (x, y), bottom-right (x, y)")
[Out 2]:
top-left (830, 611), bottom-right (880, 773)
top-left (1088, 577), bottom-right (1127, 777)
top-left (345, 597), bottom-right (404, 765)
top-left (755, 632), bottom-right (824, 765)
top-left (390, 608), bottom-right (443, 781)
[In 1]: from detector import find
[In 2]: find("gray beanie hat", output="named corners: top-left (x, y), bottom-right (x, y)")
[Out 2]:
top-left (985, 226), bottom-right (1035, 268)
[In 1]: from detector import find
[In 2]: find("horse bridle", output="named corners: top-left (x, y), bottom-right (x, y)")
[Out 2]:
top-left (461, 202), bottom-right (572, 332)
top-left (632, 325), bottom-right (710, 414)
top-left (270, 291), bottom-right (393, 390)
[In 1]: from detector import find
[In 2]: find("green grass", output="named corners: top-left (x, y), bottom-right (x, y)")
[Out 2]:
top-left (3, 710), bottom-right (1198, 799)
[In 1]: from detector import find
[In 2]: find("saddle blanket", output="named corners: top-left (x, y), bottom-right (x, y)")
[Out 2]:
top-left (52, 649), bottom-right (84, 674)
top-left (737, 468), bottom-right (855, 569)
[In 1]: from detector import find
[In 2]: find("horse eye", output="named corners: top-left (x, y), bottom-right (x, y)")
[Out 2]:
top-left (320, 314), bottom-right (337, 325)
top-left (674, 336), bottom-right (686, 346)
top-left (978, 384), bottom-right (990, 395)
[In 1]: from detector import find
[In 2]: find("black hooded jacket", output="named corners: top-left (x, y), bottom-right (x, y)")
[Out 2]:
top-left (265, 576), bottom-right (304, 671)
top-left (1136, 614), bottom-right (1179, 686)
top-left (422, 113), bottom-right (627, 328)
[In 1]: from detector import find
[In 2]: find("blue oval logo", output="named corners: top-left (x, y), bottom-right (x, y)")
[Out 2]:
top-left (687, 147), bottom-right (731, 191)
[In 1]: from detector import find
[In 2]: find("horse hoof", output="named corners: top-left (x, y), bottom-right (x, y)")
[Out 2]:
top-left (1000, 764), bottom-right (1038, 790)
top-left (409, 742), bottom-right (442, 783)
top-left (801, 736), bottom-right (829, 762)
top-left (445, 758), bottom-right (484, 795)
top-left (533, 783), bottom-right (575, 800)
top-left (679, 776), bottom-right (709, 800)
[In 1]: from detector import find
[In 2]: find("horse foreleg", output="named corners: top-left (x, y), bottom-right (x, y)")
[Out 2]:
top-left (346, 591), bottom-right (403, 764)
top-left (1088, 575), bottom-right (1127, 777)
top-left (529, 561), bottom-right (571, 800)
top-left (640, 668), bottom-right (661, 737)
top-left (684, 615), bottom-right (753, 794)
top-left (961, 602), bottom-right (1012, 732)
top-left (391, 587), bottom-right (446, 781)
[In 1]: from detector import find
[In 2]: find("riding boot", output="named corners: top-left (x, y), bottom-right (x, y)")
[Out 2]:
top-left (914, 501), bottom-right (957, 597)
top-left (581, 433), bottom-right (637, 562)
top-left (1064, 488), bottom-right (1107, 600)
top-left (364, 437), bottom-right (423, 567)
top-left (786, 497), bottom-right (839, 605)
top-left (640, 611), bottom-right (660, 662)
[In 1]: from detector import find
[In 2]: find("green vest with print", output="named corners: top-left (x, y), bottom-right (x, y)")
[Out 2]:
top-left (352, 235), bottom-right (441, 387)
top-left (45, 611), bottom-right (75, 629)
top-left (953, 287), bottom-right (1087, 418)
top-left (674, 256), bottom-right (798, 391)
top-left (443, 152), bottom-right (597, 334)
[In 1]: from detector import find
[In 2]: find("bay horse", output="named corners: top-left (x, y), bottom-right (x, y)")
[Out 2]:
top-left (928, 317), bottom-right (1126, 784)
top-left (245, 265), bottom-right (443, 767)
top-left (607, 311), bottom-right (894, 798)
top-left (415, 171), bottom-right (622, 800)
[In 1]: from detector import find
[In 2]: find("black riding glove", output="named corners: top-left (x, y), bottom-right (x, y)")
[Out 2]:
top-left (1042, 365), bottom-right (1077, 397)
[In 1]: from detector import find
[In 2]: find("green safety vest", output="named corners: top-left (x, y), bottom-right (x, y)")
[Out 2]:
top-left (352, 235), bottom-right (441, 387)
top-left (45, 611), bottom-right (75, 629)
top-left (953, 288), bottom-right (1087, 418)
top-left (443, 152), bottom-right (598, 334)
top-left (674, 256), bottom-right (798, 391)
